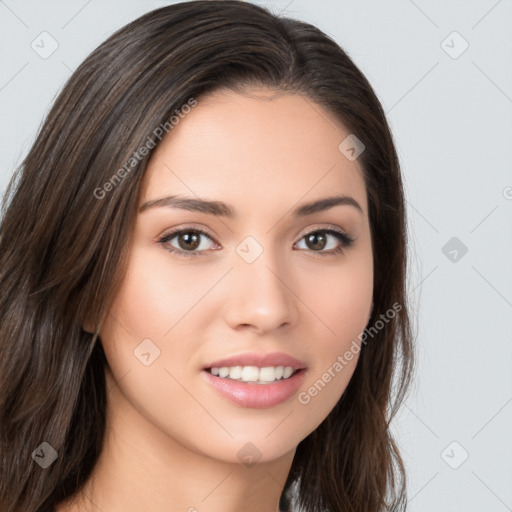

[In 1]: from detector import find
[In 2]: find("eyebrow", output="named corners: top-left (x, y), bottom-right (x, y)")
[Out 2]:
top-left (139, 194), bottom-right (363, 217)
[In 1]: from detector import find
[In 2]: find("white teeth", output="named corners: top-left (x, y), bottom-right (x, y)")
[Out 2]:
top-left (259, 366), bottom-right (276, 381)
top-left (283, 366), bottom-right (294, 379)
top-left (229, 366), bottom-right (242, 379)
top-left (208, 365), bottom-right (297, 383)
top-left (241, 366), bottom-right (259, 382)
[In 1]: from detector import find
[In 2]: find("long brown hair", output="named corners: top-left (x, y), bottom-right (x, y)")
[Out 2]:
top-left (0, 2), bottom-right (414, 511)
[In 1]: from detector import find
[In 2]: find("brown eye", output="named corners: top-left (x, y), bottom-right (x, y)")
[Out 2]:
top-left (295, 229), bottom-right (355, 256)
top-left (157, 228), bottom-right (217, 258)
top-left (304, 232), bottom-right (328, 251)
top-left (175, 231), bottom-right (201, 251)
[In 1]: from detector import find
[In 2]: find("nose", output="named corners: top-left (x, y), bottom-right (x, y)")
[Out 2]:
top-left (222, 249), bottom-right (299, 334)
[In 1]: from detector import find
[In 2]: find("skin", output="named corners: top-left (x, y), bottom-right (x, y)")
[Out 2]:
top-left (58, 87), bottom-right (373, 512)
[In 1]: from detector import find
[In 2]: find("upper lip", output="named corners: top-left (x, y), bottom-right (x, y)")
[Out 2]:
top-left (203, 352), bottom-right (306, 370)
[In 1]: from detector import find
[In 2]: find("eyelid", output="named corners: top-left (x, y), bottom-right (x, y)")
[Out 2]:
top-left (296, 223), bottom-right (352, 240)
top-left (157, 223), bottom-right (352, 242)
top-left (156, 225), bottom-right (218, 244)
top-left (156, 225), bottom-right (219, 254)
top-left (156, 224), bottom-right (355, 258)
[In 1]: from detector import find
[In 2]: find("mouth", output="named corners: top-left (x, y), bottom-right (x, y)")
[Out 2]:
top-left (204, 365), bottom-right (302, 385)
top-left (201, 362), bottom-right (307, 409)
top-left (200, 352), bottom-right (307, 408)
top-left (203, 351), bottom-right (306, 375)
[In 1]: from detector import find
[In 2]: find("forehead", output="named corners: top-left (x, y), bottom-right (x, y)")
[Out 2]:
top-left (140, 87), bottom-right (368, 218)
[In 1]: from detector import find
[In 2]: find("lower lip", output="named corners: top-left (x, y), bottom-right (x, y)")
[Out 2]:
top-left (201, 369), bottom-right (307, 408)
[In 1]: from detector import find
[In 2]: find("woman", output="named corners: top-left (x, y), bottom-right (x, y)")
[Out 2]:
top-left (0, 1), bottom-right (414, 511)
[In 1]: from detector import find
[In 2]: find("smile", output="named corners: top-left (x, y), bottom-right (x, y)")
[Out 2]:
top-left (201, 368), bottom-right (307, 408)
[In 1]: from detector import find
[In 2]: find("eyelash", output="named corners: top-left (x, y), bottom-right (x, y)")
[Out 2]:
top-left (156, 226), bottom-right (355, 259)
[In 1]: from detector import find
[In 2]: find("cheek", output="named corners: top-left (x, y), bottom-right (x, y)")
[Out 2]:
top-left (296, 251), bottom-right (372, 414)
top-left (106, 247), bottom-right (213, 340)
top-left (306, 251), bottom-right (373, 348)
top-left (97, 249), bottom-right (211, 446)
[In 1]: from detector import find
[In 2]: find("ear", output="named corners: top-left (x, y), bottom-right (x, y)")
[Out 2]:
top-left (81, 316), bottom-right (96, 334)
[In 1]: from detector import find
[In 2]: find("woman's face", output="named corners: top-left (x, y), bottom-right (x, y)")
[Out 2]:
top-left (99, 87), bottom-right (373, 464)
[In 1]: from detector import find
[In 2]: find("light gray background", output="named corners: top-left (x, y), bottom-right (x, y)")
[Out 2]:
top-left (1, 1), bottom-right (511, 510)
